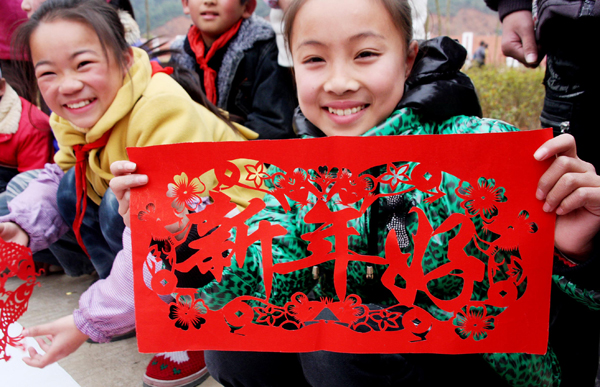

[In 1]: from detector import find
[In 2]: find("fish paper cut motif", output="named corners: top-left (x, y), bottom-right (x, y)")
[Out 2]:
top-left (0, 239), bottom-right (39, 361)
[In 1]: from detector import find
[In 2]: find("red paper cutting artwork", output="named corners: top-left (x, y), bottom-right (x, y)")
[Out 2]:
top-left (129, 129), bottom-right (555, 354)
top-left (0, 239), bottom-right (38, 361)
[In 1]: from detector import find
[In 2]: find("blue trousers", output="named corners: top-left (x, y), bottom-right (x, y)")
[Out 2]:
top-left (52, 167), bottom-right (125, 279)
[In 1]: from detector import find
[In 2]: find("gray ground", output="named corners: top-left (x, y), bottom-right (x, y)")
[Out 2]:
top-left (8, 272), bottom-right (220, 387)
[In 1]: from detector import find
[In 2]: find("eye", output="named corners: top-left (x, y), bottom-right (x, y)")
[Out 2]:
top-left (303, 56), bottom-right (324, 64)
top-left (77, 60), bottom-right (93, 69)
top-left (356, 51), bottom-right (379, 59)
top-left (35, 70), bottom-right (55, 79)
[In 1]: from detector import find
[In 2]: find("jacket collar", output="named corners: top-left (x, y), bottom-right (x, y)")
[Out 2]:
top-left (0, 84), bottom-right (21, 136)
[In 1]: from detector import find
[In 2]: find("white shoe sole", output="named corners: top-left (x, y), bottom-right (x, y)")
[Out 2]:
top-left (142, 367), bottom-right (209, 387)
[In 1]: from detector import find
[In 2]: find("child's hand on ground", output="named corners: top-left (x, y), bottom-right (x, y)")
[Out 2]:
top-left (535, 134), bottom-right (600, 260)
top-left (110, 161), bottom-right (148, 228)
top-left (21, 315), bottom-right (89, 368)
top-left (0, 222), bottom-right (29, 246)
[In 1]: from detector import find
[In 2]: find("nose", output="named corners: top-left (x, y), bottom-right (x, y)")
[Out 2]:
top-left (58, 74), bottom-right (84, 95)
top-left (323, 63), bottom-right (360, 95)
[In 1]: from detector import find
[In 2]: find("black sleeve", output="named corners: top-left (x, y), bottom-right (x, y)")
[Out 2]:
top-left (554, 233), bottom-right (600, 292)
top-left (244, 39), bottom-right (298, 140)
top-left (484, 0), bottom-right (533, 20)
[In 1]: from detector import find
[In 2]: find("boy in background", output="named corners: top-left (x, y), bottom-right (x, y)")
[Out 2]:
top-left (143, 2), bottom-right (297, 386)
top-left (170, 0), bottom-right (297, 139)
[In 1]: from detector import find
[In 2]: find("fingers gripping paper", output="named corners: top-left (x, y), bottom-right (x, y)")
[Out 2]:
top-left (129, 130), bottom-right (555, 354)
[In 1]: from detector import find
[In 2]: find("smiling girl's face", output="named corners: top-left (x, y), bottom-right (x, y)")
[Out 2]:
top-left (290, 0), bottom-right (418, 137)
top-left (30, 19), bottom-right (132, 130)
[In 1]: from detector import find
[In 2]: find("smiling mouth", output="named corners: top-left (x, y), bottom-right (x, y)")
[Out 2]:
top-left (327, 105), bottom-right (366, 116)
top-left (65, 99), bottom-right (94, 109)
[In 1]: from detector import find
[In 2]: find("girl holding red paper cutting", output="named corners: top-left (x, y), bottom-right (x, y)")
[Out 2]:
top-left (21, 0), bottom-right (600, 386)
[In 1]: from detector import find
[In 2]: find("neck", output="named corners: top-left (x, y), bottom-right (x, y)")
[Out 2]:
top-left (201, 33), bottom-right (215, 49)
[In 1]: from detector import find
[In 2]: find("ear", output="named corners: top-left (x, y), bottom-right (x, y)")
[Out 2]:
top-left (181, 0), bottom-right (191, 15)
top-left (242, 0), bottom-right (257, 19)
top-left (124, 47), bottom-right (135, 71)
top-left (404, 40), bottom-right (419, 80)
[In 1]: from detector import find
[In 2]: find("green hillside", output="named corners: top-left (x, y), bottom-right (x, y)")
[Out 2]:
top-left (130, 0), bottom-right (271, 34)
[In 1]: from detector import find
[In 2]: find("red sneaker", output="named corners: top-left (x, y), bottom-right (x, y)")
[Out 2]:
top-left (142, 351), bottom-right (209, 387)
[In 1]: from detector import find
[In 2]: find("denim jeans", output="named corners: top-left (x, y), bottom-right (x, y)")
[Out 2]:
top-left (53, 167), bottom-right (125, 279)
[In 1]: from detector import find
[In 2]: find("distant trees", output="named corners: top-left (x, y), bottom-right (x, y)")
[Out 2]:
top-left (428, 0), bottom-right (494, 17)
top-left (131, 0), bottom-right (270, 36)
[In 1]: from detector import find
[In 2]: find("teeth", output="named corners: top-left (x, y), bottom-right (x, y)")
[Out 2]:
top-left (66, 100), bottom-right (92, 109)
top-left (328, 105), bottom-right (365, 116)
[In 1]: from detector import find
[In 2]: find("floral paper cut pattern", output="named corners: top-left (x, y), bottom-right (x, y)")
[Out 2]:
top-left (129, 130), bottom-right (555, 354)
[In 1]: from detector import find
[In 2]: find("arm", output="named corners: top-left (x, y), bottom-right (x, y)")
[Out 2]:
top-left (244, 40), bottom-right (297, 139)
top-left (500, 10), bottom-right (541, 66)
top-left (73, 228), bottom-right (137, 342)
top-left (21, 315), bottom-right (89, 369)
top-left (484, 0), bottom-right (541, 66)
top-left (534, 134), bottom-right (600, 261)
top-left (0, 163), bottom-right (69, 252)
top-left (15, 124), bottom-right (53, 173)
top-left (22, 228), bottom-right (137, 368)
top-left (16, 98), bottom-right (54, 172)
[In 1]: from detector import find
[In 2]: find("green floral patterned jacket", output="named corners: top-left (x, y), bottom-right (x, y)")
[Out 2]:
top-left (194, 108), bottom-right (597, 386)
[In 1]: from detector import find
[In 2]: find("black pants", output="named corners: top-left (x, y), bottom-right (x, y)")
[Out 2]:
top-left (205, 350), bottom-right (508, 387)
top-left (539, 18), bottom-right (600, 170)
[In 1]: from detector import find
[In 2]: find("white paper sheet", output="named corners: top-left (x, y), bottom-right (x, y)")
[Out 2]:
top-left (0, 323), bottom-right (81, 387)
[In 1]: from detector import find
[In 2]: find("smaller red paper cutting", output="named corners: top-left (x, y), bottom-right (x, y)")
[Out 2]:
top-left (0, 239), bottom-right (38, 361)
top-left (129, 129), bottom-right (555, 354)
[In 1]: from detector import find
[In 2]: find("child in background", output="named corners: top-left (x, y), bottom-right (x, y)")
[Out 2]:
top-left (170, 0), bottom-right (297, 139)
top-left (262, 0), bottom-right (293, 67)
top-left (22, 0), bottom-right (600, 386)
top-left (0, 67), bottom-right (53, 202)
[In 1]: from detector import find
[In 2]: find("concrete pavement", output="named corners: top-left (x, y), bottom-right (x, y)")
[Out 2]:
top-left (7, 271), bottom-right (221, 387)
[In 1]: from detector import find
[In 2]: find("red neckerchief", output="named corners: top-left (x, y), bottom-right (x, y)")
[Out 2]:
top-left (186, 19), bottom-right (243, 104)
top-left (72, 62), bottom-right (173, 257)
top-left (71, 130), bottom-right (112, 258)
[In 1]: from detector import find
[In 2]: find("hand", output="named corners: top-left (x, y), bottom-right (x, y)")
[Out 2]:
top-left (21, 315), bottom-right (89, 368)
top-left (0, 222), bottom-right (29, 246)
top-left (534, 134), bottom-right (600, 260)
top-left (501, 10), bottom-right (542, 67)
top-left (110, 161), bottom-right (148, 228)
